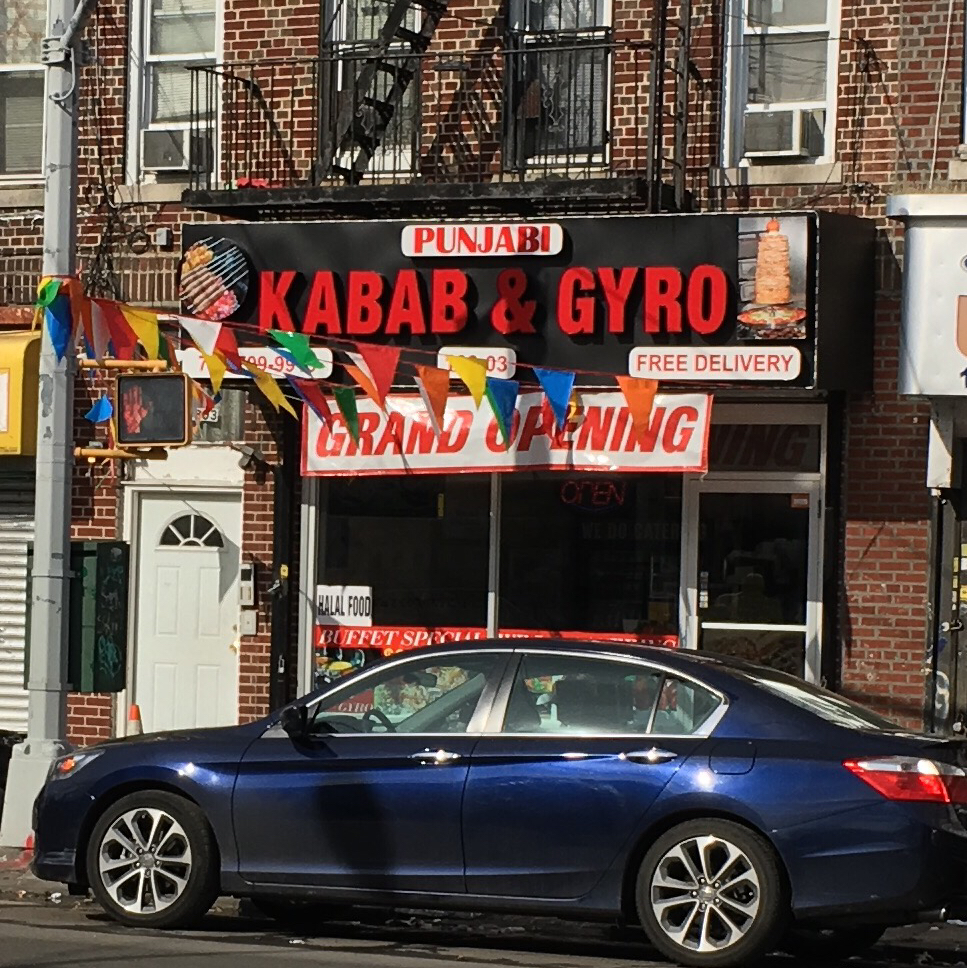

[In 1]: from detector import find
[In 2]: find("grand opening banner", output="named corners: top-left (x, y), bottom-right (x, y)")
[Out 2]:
top-left (301, 390), bottom-right (711, 476)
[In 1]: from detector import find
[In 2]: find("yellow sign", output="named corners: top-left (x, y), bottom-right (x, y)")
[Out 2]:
top-left (0, 331), bottom-right (40, 456)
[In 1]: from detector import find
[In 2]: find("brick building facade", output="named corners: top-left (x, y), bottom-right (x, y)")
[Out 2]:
top-left (0, 0), bottom-right (962, 742)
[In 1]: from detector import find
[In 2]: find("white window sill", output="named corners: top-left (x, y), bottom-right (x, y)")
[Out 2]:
top-left (116, 181), bottom-right (190, 204)
top-left (709, 162), bottom-right (842, 187)
top-left (0, 185), bottom-right (45, 207)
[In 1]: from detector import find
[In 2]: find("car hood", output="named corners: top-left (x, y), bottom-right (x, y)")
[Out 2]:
top-left (78, 721), bottom-right (266, 754)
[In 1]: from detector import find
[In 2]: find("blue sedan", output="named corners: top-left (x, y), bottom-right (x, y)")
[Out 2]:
top-left (32, 642), bottom-right (967, 967)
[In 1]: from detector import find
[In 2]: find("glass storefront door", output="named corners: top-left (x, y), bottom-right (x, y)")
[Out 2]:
top-left (682, 479), bottom-right (822, 681)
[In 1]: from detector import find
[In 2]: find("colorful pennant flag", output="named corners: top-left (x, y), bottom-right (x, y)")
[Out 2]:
top-left (533, 367), bottom-right (575, 432)
top-left (201, 349), bottom-right (228, 396)
top-left (345, 363), bottom-right (381, 409)
top-left (333, 386), bottom-right (360, 444)
top-left (616, 376), bottom-right (659, 437)
top-left (485, 377), bottom-right (519, 447)
top-left (45, 294), bottom-right (73, 362)
top-left (62, 278), bottom-right (89, 353)
top-left (270, 330), bottom-right (327, 373)
top-left (178, 315), bottom-right (221, 357)
top-left (445, 355), bottom-right (487, 408)
top-left (33, 277), bottom-right (62, 329)
top-left (191, 381), bottom-right (216, 428)
top-left (121, 307), bottom-right (161, 360)
top-left (88, 298), bottom-right (112, 360)
top-left (96, 299), bottom-right (137, 360)
top-left (242, 361), bottom-right (297, 418)
top-left (353, 343), bottom-right (401, 409)
top-left (414, 364), bottom-right (449, 436)
top-left (83, 394), bottom-right (114, 424)
top-left (215, 325), bottom-right (243, 368)
top-left (288, 376), bottom-right (334, 426)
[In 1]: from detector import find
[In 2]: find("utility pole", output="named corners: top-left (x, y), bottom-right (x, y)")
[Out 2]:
top-left (0, 0), bottom-right (95, 848)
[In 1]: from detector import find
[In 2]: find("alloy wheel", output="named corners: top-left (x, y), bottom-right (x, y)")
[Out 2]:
top-left (96, 807), bottom-right (193, 915)
top-left (649, 833), bottom-right (761, 953)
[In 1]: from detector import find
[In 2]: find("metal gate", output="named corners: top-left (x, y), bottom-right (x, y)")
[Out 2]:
top-left (0, 470), bottom-right (34, 733)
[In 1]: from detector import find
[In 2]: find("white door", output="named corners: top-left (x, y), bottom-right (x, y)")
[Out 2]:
top-left (681, 478), bottom-right (823, 683)
top-left (134, 492), bottom-right (241, 733)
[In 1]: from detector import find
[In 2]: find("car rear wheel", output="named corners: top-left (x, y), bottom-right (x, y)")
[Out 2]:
top-left (635, 818), bottom-right (786, 968)
top-left (783, 924), bottom-right (886, 960)
top-left (87, 790), bottom-right (219, 928)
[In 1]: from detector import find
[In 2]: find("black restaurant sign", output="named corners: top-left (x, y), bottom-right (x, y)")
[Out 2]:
top-left (181, 212), bottom-right (874, 390)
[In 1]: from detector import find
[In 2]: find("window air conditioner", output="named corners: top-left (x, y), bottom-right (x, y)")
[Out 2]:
top-left (743, 109), bottom-right (824, 159)
top-left (141, 128), bottom-right (213, 172)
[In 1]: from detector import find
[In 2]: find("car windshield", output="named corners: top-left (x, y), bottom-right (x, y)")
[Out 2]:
top-left (746, 670), bottom-right (901, 731)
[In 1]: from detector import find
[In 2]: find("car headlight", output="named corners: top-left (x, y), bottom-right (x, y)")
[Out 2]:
top-left (49, 750), bottom-right (103, 780)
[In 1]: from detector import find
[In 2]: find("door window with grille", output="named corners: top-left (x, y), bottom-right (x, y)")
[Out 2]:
top-left (0, 0), bottom-right (45, 178)
top-left (725, 0), bottom-right (837, 165)
top-left (505, 0), bottom-right (611, 168)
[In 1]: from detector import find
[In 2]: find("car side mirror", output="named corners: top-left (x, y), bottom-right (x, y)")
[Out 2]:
top-left (280, 704), bottom-right (308, 740)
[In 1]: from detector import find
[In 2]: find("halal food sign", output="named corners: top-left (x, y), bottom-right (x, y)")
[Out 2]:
top-left (180, 215), bottom-right (816, 386)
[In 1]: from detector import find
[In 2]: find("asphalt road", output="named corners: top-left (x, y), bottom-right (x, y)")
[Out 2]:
top-left (1, 899), bottom-right (964, 968)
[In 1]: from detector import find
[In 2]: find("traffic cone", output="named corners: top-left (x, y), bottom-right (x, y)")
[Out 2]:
top-left (127, 704), bottom-right (143, 736)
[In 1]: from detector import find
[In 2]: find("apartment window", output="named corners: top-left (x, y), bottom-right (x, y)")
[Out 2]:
top-left (0, 0), bottom-right (45, 178)
top-left (726, 0), bottom-right (836, 165)
top-left (506, 0), bottom-right (611, 167)
top-left (326, 0), bottom-right (420, 174)
top-left (133, 0), bottom-right (216, 177)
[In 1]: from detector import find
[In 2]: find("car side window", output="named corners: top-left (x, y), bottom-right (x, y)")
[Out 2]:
top-left (310, 654), bottom-right (499, 735)
top-left (501, 654), bottom-right (720, 736)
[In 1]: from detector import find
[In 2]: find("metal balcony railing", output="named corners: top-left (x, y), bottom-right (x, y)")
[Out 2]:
top-left (185, 32), bottom-right (692, 210)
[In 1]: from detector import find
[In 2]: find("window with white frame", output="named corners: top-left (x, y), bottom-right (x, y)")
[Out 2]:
top-left (506, 0), bottom-right (611, 167)
top-left (134, 0), bottom-right (217, 177)
top-left (726, 0), bottom-right (837, 165)
top-left (0, 0), bottom-right (45, 179)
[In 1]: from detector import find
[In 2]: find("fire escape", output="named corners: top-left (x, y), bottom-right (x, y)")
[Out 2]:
top-left (182, 0), bottom-right (696, 218)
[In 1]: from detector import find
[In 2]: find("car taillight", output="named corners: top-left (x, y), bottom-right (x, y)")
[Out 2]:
top-left (844, 756), bottom-right (967, 804)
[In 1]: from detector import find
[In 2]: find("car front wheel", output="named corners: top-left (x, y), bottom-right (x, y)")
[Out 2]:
top-left (635, 818), bottom-right (786, 968)
top-left (87, 790), bottom-right (219, 928)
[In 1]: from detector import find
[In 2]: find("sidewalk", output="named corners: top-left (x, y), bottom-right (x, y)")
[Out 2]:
top-left (0, 849), bottom-right (965, 961)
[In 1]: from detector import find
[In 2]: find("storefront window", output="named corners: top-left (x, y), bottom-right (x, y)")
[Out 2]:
top-left (499, 474), bottom-right (682, 639)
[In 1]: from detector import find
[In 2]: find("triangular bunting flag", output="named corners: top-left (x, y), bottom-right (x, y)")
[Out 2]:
top-left (616, 376), bottom-right (659, 437)
top-left (333, 386), bottom-right (360, 444)
top-left (485, 377), bottom-right (519, 447)
top-left (62, 278), bottom-right (89, 352)
top-left (354, 343), bottom-right (401, 409)
top-left (288, 377), bottom-right (334, 426)
top-left (445, 355), bottom-right (487, 408)
top-left (121, 307), bottom-right (161, 359)
top-left (533, 367), bottom-right (576, 432)
top-left (414, 364), bottom-right (449, 436)
top-left (191, 381), bottom-right (216, 428)
top-left (88, 298), bottom-right (112, 360)
top-left (178, 314), bottom-right (221, 357)
top-left (201, 349), bottom-right (227, 396)
top-left (345, 363), bottom-right (381, 409)
top-left (33, 277), bottom-right (61, 329)
top-left (242, 361), bottom-right (297, 418)
top-left (215, 325), bottom-right (243, 368)
top-left (270, 330), bottom-right (326, 373)
top-left (96, 300), bottom-right (137, 360)
top-left (83, 394), bottom-right (113, 424)
top-left (45, 294), bottom-right (73, 362)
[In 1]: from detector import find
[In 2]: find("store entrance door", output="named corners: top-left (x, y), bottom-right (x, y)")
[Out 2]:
top-left (682, 479), bottom-right (823, 681)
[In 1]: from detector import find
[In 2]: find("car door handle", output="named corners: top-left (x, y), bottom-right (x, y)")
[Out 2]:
top-left (621, 748), bottom-right (678, 764)
top-left (410, 749), bottom-right (462, 765)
